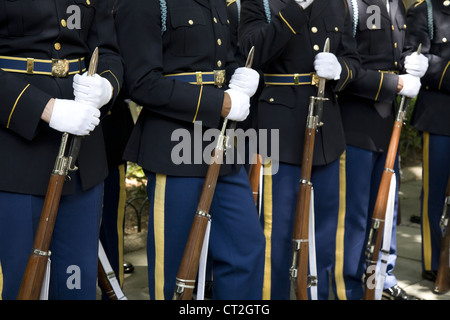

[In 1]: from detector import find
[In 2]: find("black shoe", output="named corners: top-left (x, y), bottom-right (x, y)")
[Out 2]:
top-left (382, 285), bottom-right (421, 300)
top-left (124, 262), bottom-right (135, 274)
top-left (422, 270), bottom-right (437, 282)
top-left (410, 215), bottom-right (421, 224)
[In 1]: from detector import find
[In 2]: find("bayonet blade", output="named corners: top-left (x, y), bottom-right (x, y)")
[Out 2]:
top-left (245, 46), bottom-right (255, 69)
top-left (87, 47), bottom-right (99, 76)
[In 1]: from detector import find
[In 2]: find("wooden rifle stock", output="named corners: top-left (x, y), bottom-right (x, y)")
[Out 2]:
top-left (363, 96), bottom-right (410, 300)
top-left (17, 133), bottom-right (77, 299)
top-left (248, 153), bottom-right (263, 204)
top-left (17, 173), bottom-right (66, 299)
top-left (434, 177), bottom-right (450, 294)
top-left (173, 122), bottom-right (228, 300)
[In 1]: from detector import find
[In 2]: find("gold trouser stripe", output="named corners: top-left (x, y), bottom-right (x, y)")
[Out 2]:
top-left (0, 261), bottom-right (3, 300)
top-left (422, 132), bottom-right (432, 270)
top-left (117, 164), bottom-right (126, 286)
top-left (154, 174), bottom-right (167, 300)
top-left (7, 84), bottom-right (30, 128)
top-left (334, 152), bottom-right (348, 300)
top-left (262, 160), bottom-right (273, 300)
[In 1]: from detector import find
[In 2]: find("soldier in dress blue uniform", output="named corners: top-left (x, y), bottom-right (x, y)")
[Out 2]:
top-left (114, 0), bottom-right (265, 299)
top-left (403, 0), bottom-right (450, 284)
top-left (239, 0), bottom-right (360, 299)
top-left (333, 0), bottom-right (423, 300)
top-left (0, 0), bottom-right (123, 299)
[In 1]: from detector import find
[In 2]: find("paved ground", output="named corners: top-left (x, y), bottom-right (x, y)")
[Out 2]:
top-left (117, 165), bottom-right (450, 300)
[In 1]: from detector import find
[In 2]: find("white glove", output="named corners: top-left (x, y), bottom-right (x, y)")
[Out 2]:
top-left (295, 0), bottom-right (314, 9)
top-left (229, 67), bottom-right (260, 97)
top-left (404, 52), bottom-right (429, 78)
top-left (49, 98), bottom-right (101, 136)
top-left (398, 74), bottom-right (421, 98)
top-left (225, 89), bottom-right (251, 122)
top-left (73, 73), bottom-right (113, 109)
top-left (314, 52), bottom-right (342, 80)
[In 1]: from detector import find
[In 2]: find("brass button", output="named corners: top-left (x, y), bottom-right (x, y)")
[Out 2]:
top-left (313, 44), bottom-right (319, 51)
top-left (54, 42), bottom-right (61, 50)
top-left (372, 24), bottom-right (377, 30)
top-left (444, 0), bottom-right (450, 6)
top-left (188, 20), bottom-right (194, 25)
top-left (394, 42), bottom-right (398, 48)
top-left (217, 60), bottom-right (222, 67)
top-left (311, 27), bottom-right (318, 33)
top-left (395, 61), bottom-right (398, 67)
top-left (86, 0), bottom-right (90, 5)
top-left (403, 24), bottom-right (407, 29)
top-left (269, 98), bottom-right (274, 102)
top-left (61, 19), bottom-right (67, 28)
top-left (217, 38), bottom-right (222, 46)
top-left (213, 17), bottom-right (218, 23)
top-left (334, 27), bottom-right (339, 32)
top-left (392, 24), bottom-right (395, 30)
top-left (443, 37), bottom-right (448, 43)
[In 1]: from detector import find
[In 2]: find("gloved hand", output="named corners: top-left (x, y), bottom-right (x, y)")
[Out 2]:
top-left (73, 73), bottom-right (113, 109)
top-left (398, 74), bottom-right (421, 98)
top-left (229, 67), bottom-right (260, 97)
top-left (404, 52), bottom-right (429, 78)
top-left (224, 89), bottom-right (251, 122)
top-left (314, 52), bottom-right (342, 80)
top-left (49, 98), bottom-right (101, 136)
top-left (295, 0), bottom-right (314, 9)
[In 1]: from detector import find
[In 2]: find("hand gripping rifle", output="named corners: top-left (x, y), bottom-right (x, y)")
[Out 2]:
top-left (17, 48), bottom-right (99, 300)
top-left (434, 176), bottom-right (450, 294)
top-left (363, 45), bottom-right (422, 300)
top-left (289, 38), bottom-right (329, 300)
top-left (173, 47), bottom-right (255, 300)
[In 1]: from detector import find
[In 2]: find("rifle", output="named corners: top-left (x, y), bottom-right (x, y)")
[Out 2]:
top-left (17, 48), bottom-right (99, 300)
top-left (173, 47), bottom-right (255, 300)
top-left (363, 45), bottom-right (422, 300)
top-left (289, 38), bottom-right (329, 300)
top-left (434, 177), bottom-right (450, 294)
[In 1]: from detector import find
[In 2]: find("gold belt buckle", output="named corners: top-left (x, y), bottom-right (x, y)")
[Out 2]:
top-left (311, 73), bottom-right (320, 87)
top-left (214, 70), bottom-right (225, 88)
top-left (51, 59), bottom-right (69, 77)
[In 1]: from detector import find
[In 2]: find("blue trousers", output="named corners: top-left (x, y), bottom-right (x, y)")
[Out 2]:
top-left (144, 166), bottom-right (265, 300)
top-left (420, 132), bottom-right (450, 272)
top-left (0, 174), bottom-right (103, 300)
top-left (333, 145), bottom-right (399, 300)
top-left (261, 157), bottom-right (344, 300)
